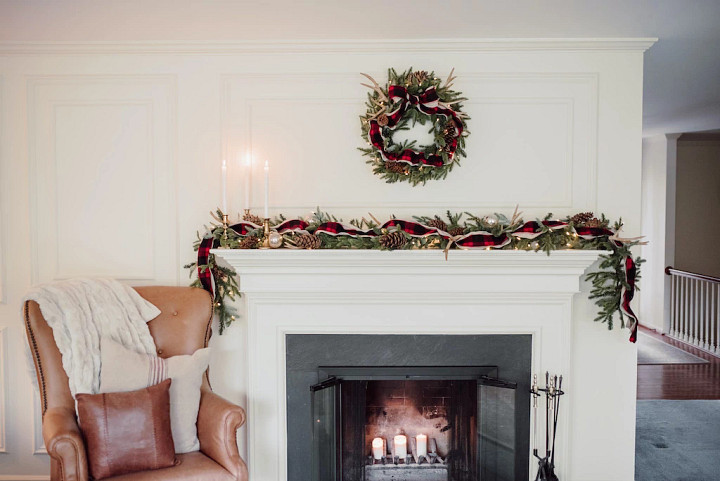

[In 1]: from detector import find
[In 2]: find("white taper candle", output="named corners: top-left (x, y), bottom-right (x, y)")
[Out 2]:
top-left (244, 151), bottom-right (252, 210)
top-left (221, 158), bottom-right (227, 213)
top-left (263, 159), bottom-right (269, 218)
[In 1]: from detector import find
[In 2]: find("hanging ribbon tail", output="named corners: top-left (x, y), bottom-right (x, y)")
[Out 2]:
top-left (620, 256), bottom-right (639, 343)
top-left (197, 234), bottom-right (218, 298)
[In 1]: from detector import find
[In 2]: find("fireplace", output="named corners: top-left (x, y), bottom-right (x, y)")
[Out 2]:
top-left (286, 334), bottom-right (531, 481)
top-left (211, 249), bottom-right (638, 481)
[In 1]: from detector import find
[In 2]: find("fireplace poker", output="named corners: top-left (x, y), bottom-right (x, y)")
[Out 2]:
top-left (551, 375), bottom-right (563, 466)
top-left (531, 374), bottom-right (540, 459)
top-left (545, 371), bottom-right (550, 458)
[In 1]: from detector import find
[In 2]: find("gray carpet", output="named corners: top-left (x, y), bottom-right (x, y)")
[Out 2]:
top-left (637, 332), bottom-right (708, 365)
top-left (636, 400), bottom-right (720, 481)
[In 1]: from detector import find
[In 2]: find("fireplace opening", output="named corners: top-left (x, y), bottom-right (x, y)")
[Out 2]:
top-left (286, 334), bottom-right (531, 481)
top-left (311, 367), bottom-right (517, 481)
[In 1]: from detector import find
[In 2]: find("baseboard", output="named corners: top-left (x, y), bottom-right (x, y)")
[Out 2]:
top-left (0, 476), bottom-right (50, 481)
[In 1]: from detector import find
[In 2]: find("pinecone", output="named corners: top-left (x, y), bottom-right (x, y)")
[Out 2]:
top-left (585, 218), bottom-right (604, 229)
top-left (412, 70), bottom-right (428, 84)
top-left (238, 236), bottom-right (260, 249)
top-left (377, 114), bottom-right (389, 127)
top-left (443, 125), bottom-right (456, 144)
top-left (379, 231), bottom-right (407, 249)
top-left (243, 213), bottom-right (264, 225)
top-left (385, 161), bottom-right (407, 174)
top-left (570, 212), bottom-right (594, 225)
top-left (426, 218), bottom-right (448, 232)
top-left (294, 233), bottom-right (322, 249)
top-left (449, 226), bottom-right (466, 237)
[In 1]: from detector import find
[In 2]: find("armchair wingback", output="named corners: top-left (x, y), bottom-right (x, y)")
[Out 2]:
top-left (24, 286), bottom-right (248, 481)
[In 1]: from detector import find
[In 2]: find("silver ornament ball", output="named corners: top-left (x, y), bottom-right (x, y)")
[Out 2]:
top-left (268, 231), bottom-right (283, 249)
top-left (482, 215), bottom-right (499, 227)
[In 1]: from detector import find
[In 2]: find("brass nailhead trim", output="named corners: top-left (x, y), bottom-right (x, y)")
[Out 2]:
top-left (24, 301), bottom-right (48, 414)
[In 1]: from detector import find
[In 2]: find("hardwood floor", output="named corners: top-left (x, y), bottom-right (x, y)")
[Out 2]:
top-left (637, 326), bottom-right (720, 400)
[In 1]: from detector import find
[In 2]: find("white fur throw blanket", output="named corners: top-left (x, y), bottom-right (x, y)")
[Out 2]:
top-left (24, 278), bottom-right (160, 397)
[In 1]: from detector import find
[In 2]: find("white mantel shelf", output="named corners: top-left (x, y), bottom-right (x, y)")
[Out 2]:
top-left (211, 249), bottom-right (603, 295)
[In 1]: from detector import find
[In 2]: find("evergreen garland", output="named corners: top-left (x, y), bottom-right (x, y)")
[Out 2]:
top-left (187, 209), bottom-right (642, 334)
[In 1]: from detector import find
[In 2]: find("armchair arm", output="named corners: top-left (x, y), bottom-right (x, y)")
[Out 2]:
top-left (42, 407), bottom-right (88, 481)
top-left (197, 388), bottom-right (248, 481)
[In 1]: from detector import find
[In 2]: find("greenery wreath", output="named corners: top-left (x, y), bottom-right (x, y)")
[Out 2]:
top-left (359, 68), bottom-right (470, 186)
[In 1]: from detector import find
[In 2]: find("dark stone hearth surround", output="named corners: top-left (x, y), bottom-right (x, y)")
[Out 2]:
top-left (286, 334), bottom-right (532, 481)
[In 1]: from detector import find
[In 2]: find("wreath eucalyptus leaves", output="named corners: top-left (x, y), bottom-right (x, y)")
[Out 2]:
top-left (359, 68), bottom-right (470, 186)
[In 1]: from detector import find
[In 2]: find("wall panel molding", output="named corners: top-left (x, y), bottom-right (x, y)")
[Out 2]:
top-left (27, 75), bottom-right (178, 285)
top-left (222, 72), bottom-right (597, 216)
top-left (0, 38), bottom-right (657, 55)
top-left (0, 476), bottom-right (51, 481)
top-left (0, 75), bottom-right (5, 304)
top-left (0, 326), bottom-right (6, 453)
top-left (31, 390), bottom-right (45, 455)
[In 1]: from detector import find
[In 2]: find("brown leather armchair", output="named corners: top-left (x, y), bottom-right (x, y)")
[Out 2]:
top-left (24, 286), bottom-right (249, 481)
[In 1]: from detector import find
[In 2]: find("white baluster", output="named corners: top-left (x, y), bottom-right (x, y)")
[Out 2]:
top-left (716, 283), bottom-right (720, 355)
top-left (704, 280), bottom-right (710, 350)
top-left (670, 274), bottom-right (677, 337)
top-left (682, 277), bottom-right (688, 342)
top-left (692, 279), bottom-right (698, 347)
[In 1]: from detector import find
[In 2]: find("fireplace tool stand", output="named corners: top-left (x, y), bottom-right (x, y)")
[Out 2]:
top-left (531, 372), bottom-right (564, 481)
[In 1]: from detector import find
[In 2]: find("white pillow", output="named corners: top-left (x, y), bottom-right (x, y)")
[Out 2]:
top-left (99, 337), bottom-right (210, 453)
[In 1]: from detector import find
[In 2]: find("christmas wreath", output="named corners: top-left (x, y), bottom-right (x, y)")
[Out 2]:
top-left (359, 68), bottom-right (469, 186)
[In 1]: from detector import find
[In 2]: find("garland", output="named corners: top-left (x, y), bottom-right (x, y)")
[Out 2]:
top-left (359, 68), bottom-right (469, 186)
top-left (186, 209), bottom-right (643, 340)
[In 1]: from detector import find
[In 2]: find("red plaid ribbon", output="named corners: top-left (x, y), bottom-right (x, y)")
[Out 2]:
top-left (368, 85), bottom-right (464, 167)
top-left (620, 251), bottom-right (639, 343)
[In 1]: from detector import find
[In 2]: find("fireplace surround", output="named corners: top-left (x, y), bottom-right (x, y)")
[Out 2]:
top-left (211, 249), bottom-right (637, 480)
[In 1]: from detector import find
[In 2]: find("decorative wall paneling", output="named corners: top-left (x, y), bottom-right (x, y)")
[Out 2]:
top-left (222, 73), bottom-right (598, 217)
top-left (0, 327), bottom-right (6, 453)
top-left (27, 75), bottom-right (177, 285)
top-left (0, 38), bottom-right (653, 480)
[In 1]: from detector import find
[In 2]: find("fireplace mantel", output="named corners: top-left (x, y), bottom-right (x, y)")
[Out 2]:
top-left (209, 248), bottom-right (640, 481)
top-left (212, 249), bottom-right (603, 295)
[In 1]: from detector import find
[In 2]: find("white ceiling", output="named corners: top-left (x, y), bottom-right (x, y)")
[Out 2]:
top-left (1, 0), bottom-right (719, 136)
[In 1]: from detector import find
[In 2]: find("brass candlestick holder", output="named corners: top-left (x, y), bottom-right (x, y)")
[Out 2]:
top-left (261, 218), bottom-right (271, 248)
top-left (260, 218), bottom-right (283, 249)
top-left (221, 213), bottom-right (230, 246)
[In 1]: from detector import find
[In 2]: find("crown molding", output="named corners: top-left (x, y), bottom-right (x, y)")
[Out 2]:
top-left (0, 38), bottom-right (657, 55)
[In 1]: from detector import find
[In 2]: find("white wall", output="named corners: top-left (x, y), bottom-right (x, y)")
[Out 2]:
top-left (675, 139), bottom-right (720, 277)
top-left (0, 39), bottom-right (650, 480)
top-left (640, 134), bottom-right (678, 332)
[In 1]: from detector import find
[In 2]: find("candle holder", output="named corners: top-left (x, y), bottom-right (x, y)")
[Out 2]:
top-left (261, 218), bottom-right (271, 248)
top-left (221, 213), bottom-right (230, 246)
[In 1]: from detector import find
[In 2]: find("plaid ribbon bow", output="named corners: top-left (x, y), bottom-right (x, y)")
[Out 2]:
top-left (367, 84), bottom-right (464, 167)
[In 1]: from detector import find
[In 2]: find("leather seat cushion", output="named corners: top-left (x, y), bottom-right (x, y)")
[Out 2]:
top-left (104, 451), bottom-right (235, 481)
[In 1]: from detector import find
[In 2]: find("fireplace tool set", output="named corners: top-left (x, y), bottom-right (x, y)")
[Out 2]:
top-left (531, 372), bottom-right (564, 481)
